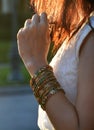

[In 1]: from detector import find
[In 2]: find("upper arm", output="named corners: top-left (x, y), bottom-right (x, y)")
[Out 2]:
top-left (76, 31), bottom-right (94, 130)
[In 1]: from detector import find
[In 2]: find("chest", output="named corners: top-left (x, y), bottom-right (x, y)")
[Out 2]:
top-left (50, 40), bottom-right (78, 104)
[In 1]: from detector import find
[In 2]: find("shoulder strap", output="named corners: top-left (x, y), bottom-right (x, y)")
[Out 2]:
top-left (88, 14), bottom-right (94, 31)
top-left (88, 18), bottom-right (94, 31)
top-left (75, 16), bottom-right (94, 61)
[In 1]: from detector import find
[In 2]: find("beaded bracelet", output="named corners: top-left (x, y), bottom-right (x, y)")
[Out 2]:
top-left (41, 87), bottom-right (64, 110)
top-left (33, 65), bottom-right (53, 79)
top-left (30, 65), bottom-right (65, 110)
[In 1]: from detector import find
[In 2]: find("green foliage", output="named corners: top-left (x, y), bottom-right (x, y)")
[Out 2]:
top-left (0, 41), bottom-right (11, 63)
top-left (0, 65), bottom-right (30, 87)
top-left (21, 65), bottom-right (31, 83)
top-left (0, 65), bottom-right (10, 86)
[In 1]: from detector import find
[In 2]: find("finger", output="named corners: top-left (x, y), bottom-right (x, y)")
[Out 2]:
top-left (40, 12), bottom-right (48, 25)
top-left (17, 28), bottom-right (24, 39)
top-left (32, 14), bottom-right (40, 25)
top-left (24, 19), bottom-right (31, 28)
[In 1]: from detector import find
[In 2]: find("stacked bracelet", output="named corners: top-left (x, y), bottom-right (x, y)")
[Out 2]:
top-left (30, 65), bottom-right (65, 110)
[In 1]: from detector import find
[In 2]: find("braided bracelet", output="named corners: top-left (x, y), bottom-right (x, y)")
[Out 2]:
top-left (30, 65), bottom-right (65, 110)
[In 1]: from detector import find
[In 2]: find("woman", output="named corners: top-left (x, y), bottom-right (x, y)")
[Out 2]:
top-left (17, 0), bottom-right (94, 130)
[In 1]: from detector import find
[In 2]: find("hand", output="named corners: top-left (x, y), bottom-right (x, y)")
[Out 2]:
top-left (17, 13), bottom-right (50, 76)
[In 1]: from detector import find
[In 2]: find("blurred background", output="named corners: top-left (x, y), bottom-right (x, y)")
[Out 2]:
top-left (0, 0), bottom-right (40, 130)
top-left (0, 0), bottom-right (32, 84)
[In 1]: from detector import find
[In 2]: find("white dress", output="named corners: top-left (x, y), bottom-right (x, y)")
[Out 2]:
top-left (38, 12), bottom-right (94, 130)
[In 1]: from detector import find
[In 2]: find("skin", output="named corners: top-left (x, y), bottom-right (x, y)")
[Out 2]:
top-left (17, 12), bottom-right (94, 130)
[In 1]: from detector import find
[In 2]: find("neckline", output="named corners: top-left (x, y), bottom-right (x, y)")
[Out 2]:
top-left (69, 11), bottom-right (94, 41)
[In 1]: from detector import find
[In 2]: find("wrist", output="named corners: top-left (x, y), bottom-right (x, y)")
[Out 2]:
top-left (26, 60), bottom-right (48, 76)
top-left (30, 64), bottom-right (65, 110)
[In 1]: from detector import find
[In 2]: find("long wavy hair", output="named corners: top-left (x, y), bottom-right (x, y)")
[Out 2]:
top-left (30, 0), bottom-right (94, 50)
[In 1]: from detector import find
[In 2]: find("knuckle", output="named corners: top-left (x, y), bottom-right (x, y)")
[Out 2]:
top-left (32, 13), bottom-right (39, 20)
top-left (26, 19), bottom-right (31, 23)
top-left (24, 19), bottom-right (28, 24)
top-left (24, 19), bottom-right (31, 27)
top-left (17, 28), bottom-right (28, 39)
top-left (17, 28), bottom-right (23, 39)
top-left (32, 13), bottom-right (40, 25)
top-left (34, 13), bottom-right (39, 18)
top-left (41, 12), bottom-right (47, 18)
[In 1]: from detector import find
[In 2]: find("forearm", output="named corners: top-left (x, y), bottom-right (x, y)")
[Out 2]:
top-left (46, 91), bottom-right (79, 130)
top-left (29, 64), bottom-right (79, 130)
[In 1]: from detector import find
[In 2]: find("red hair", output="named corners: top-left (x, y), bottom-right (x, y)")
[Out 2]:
top-left (30, 0), bottom-right (94, 50)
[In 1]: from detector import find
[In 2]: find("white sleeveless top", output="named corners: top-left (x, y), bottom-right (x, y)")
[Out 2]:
top-left (38, 12), bottom-right (94, 130)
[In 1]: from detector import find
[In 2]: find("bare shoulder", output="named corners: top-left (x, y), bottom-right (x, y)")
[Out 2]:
top-left (80, 30), bottom-right (94, 56)
top-left (76, 30), bottom-right (94, 129)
